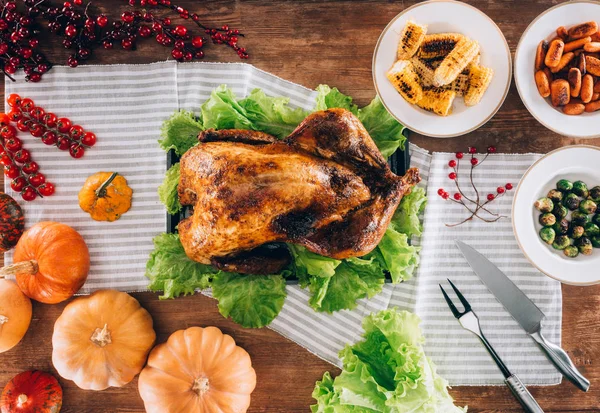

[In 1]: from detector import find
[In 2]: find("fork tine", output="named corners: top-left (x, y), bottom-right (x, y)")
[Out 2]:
top-left (439, 284), bottom-right (461, 318)
top-left (447, 279), bottom-right (472, 312)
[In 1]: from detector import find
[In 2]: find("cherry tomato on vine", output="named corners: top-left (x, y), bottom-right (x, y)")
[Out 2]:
top-left (16, 119), bottom-right (29, 132)
top-left (0, 125), bottom-right (16, 139)
top-left (41, 131), bottom-right (58, 146)
top-left (57, 137), bottom-right (70, 150)
top-left (28, 172), bottom-right (45, 187)
top-left (13, 149), bottom-right (31, 164)
top-left (38, 182), bottom-right (55, 196)
top-left (81, 132), bottom-right (96, 146)
top-left (57, 118), bottom-right (71, 133)
top-left (29, 106), bottom-right (45, 121)
top-left (29, 123), bottom-right (46, 137)
top-left (19, 98), bottom-right (34, 111)
top-left (0, 113), bottom-right (10, 126)
top-left (43, 113), bottom-right (58, 128)
top-left (5, 137), bottom-right (22, 152)
top-left (4, 164), bottom-right (19, 178)
top-left (10, 177), bottom-right (26, 192)
top-left (21, 186), bottom-right (37, 201)
top-left (22, 161), bottom-right (38, 174)
top-left (7, 93), bottom-right (21, 107)
top-left (69, 144), bottom-right (84, 158)
top-left (69, 125), bottom-right (84, 139)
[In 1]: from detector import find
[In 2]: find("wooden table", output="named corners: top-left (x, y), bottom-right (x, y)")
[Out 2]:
top-left (1, 1), bottom-right (600, 412)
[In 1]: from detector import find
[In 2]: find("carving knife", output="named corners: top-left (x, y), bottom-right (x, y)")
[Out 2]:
top-left (455, 240), bottom-right (590, 392)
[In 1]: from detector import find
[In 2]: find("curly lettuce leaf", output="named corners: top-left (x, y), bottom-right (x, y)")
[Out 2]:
top-left (145, 233), bottom-right (217, 299)
top-left (315, 85), bottom-right (359, 115)
top-left (314, 85), bottom-right (406, 158)
top-left (376, 228), bottom-right (420, 284)
top-left (158, 163), bottom-right (181, 214)
top-left (390, 186), bottom-right (427, 238)
top-left (211, 272), bottom-right (287, 328)
top-left (238, 88), bottom-right (309, 138)
top-left (201, 85), bottom-right (255, 131)
top-left (289, 246), bottom-right (385, 313)
top-left (312, 309), bottom-right (467, 413)
top-left (159, 111), bottom-right (203, 155)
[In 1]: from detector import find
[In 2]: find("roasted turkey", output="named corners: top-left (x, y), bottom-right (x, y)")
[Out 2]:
top-left (178, 108), bottom-right (420, 274)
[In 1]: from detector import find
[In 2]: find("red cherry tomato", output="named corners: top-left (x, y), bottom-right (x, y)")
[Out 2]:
top-left (38, 182), bottom-right (55, 196)
top-left (19, 98), bottom-right (34, 111)
top-left (29, 106), bottom-right (45, 121)
top-left (16, 119), bottom-right (29, 132)
top-left (13, 149), bottom-right (31, 164)
top-left (69, 125), bottom-right (84, 139)
top-left (4, 164), bottom-right (19, 178)
top-left (8, 109), bottom-right (22, 122)
top-left (0, 113), bottom-right (10, 125)
top-left (69, 144), bottom-right (85, 158)
top-left (57, 118), bottom-right (72, 133)
top-left (6, 93), bottom-right (21, 107)
top-left (57, 137), bottom-right (70, 150)
top-left (29, 123), bottom-right (46, 138)
top-left (43, 113), bottom-right (58, 128)
top-left (5, 137), bottom-right (22, 152)
top-left (10, 176), bottom-right (26, 191)
top-left (0, 125), bottom-right (16, 139)
top-left (81, 132), bottom-right (96, 146)
top-left (0, 155), bottom-right (12, 166)
top-left (21, 186), bottom-right (37, 201)
top-left (28, 172), bottom-right (45, 187)
top-left (22, 161), bottom-right (38, 174)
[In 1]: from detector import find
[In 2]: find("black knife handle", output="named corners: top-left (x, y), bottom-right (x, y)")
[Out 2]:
top-left (531, 330), bottom-right (590, 392)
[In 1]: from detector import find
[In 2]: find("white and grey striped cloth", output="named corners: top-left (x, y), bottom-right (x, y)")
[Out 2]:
top-left (4, 61), bottom-right (561, 385)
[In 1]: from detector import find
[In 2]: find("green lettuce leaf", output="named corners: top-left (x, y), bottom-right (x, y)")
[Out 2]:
top-left (145, 233), bottom-right (217, 299)
top-left (312, 309), bottom-right (467, 413)
top-left (357, 97), bottom-right (406, 158)
top-left (211, 272), bottom-right (287, 328)
top-left (159, 111), bottom-right (203, 155)
top-left (376, 228), bottom-right (420, 284)
top-left (314, 85), bottom-right (406, 158)
top-left (315, 85), bottom-right (359, 114)
top-left (238, 88), bottom-right (309, 138)
top-left (201, 85), bottom-right (255, 131)
top-left (390, 187), bottom-right (427, 238)
top-left (158, 163), bottom-right (181, 214)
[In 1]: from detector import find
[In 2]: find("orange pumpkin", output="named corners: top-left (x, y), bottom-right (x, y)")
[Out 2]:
top-left (78, 172), bottom-right (133, 222)
top-left (0, 370), bottom-right (62, 413)
top-left (52, 290), bottom-right (156, 391)
top-left (0, 222), bottom-right (89, 304)
top-left (138, 326), bottom-right (256, 413)
top-left (0, 280), bottom-right (32, 353)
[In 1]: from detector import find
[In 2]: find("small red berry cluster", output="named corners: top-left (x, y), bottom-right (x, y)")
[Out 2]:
top-left (39, 0), bottom-right (247, 71)
top-left (438, 146), bottom-right (513, 227)
top-left (0, 1), bottom-right (53, 82)
top-left (6, 94), bottom-right (96, 159)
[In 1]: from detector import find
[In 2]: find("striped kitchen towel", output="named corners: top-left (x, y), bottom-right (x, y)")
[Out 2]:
top-left (4, 61), bottom-right (561, 385)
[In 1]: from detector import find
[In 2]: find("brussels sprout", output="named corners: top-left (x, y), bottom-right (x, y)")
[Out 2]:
top-left (563, 245), bottom-right (579, 258)
top-left (557, 179), bottom-right (573, 192)
top-left (562, 193), bottom-right (581, 211)
top-left (539, 213), bottom-right (556, 227)
top-left (572, 211), bottom-right (591, 226)
top-left (584, 222), bottom-right (600, 237)
top-left (552, 204), bottom-right (568, 219)
top-left (534, 197), bottom-right (554, 213)
top-left (577, 237), bottom-right (593, 255)
top-left (590, 186), bottom-right (600, 202)
top-left (572, 180), bottom-right (589, 198)
top-left (547, 189), bottom-right (564, 203)
top-left (552, 218), bottom-right (570, 235)
top-left (570, 225), bottom-right (585, 239)
top-left (552, 235), bottom-right (572, 250)
top-left (592, 236), bottom-right (600, 248)
top-left (579, 199), bottom-right (598, 215)
top-left (539, 227), bottom-right (556, 245)
top-left (592, 214), bottom-right (600, 226)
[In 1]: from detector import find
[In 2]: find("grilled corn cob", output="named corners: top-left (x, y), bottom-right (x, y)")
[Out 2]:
top-left (463, 65), bottom-right (494, 106)
top-left (411, 57), bottom-right (468, 95)
top-left (433, 37), bottom-right (480, 86)
top-left (397, 20), bottom-right (428, 60)
top-left (418, 33), bottom-right (464, 59)
top-left (416, 88), bottom-right (456, 116)
top-left (386, 60), bottom-right (424, 104)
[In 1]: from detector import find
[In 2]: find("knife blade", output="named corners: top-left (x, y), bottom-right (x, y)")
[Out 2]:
top-left (455, 240), bottom-right (590, 392)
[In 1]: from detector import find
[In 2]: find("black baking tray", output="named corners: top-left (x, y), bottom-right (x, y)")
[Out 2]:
top-left (167, 129), bottom-right (412, 282)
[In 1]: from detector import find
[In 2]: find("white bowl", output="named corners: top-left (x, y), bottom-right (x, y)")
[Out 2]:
top-left (372, 0), bottom-right (511, 138)
top-left (514, 1), bottom-right (600, 138)
top-left (513, 145), bottom-right (600, 285)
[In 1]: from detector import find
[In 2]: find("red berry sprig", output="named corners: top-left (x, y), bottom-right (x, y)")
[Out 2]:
top-left (7, 93), bottom-right (96, 159)
top-left (437, 146), bottom-right (513, 227)
top-left (0, 1), bottom-right (53, 82)
top-left (0, 114), bottom-right (54, 202)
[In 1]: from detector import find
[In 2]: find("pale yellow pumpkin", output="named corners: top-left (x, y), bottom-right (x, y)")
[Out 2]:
top-left (52, 290), bottom-right (156, 391)
top-left (0, 279), bottom-right (32, 353)
top-left (138, 326), bottom-right (257, 413)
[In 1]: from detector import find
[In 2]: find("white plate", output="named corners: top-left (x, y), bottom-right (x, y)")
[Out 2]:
top-left (372, 0), bottom-right (511, 138)
top-left (513, 145), bottom-right (600, 285)
top-left (514, 1), bottom-right (600, 138)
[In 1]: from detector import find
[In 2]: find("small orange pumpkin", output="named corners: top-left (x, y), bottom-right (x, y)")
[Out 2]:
top-left (0, 221), bottom-right (90, 304)
top-left (78, 172), bottom-right (132, 221)
top-left (52, 290), bottom-right (156, 391)
top-left (0, 370), bottom-right (62, 413)
top-left (138, 326), bottom-right (256, 413)
top-left (0, 280), bottom-right (32, 353)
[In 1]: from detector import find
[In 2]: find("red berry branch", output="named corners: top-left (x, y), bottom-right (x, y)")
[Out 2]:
top-left (0, 0), bottom-right (249, 82)
top-left (437, 146), bottom-right (513, 227)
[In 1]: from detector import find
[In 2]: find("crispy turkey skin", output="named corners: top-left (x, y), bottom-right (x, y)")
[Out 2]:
top-left (178, 108), bottom-right (420, 274)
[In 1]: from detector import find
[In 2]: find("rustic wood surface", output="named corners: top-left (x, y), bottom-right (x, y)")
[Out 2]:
top-left (1, 0), bottom-right (600, 412)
